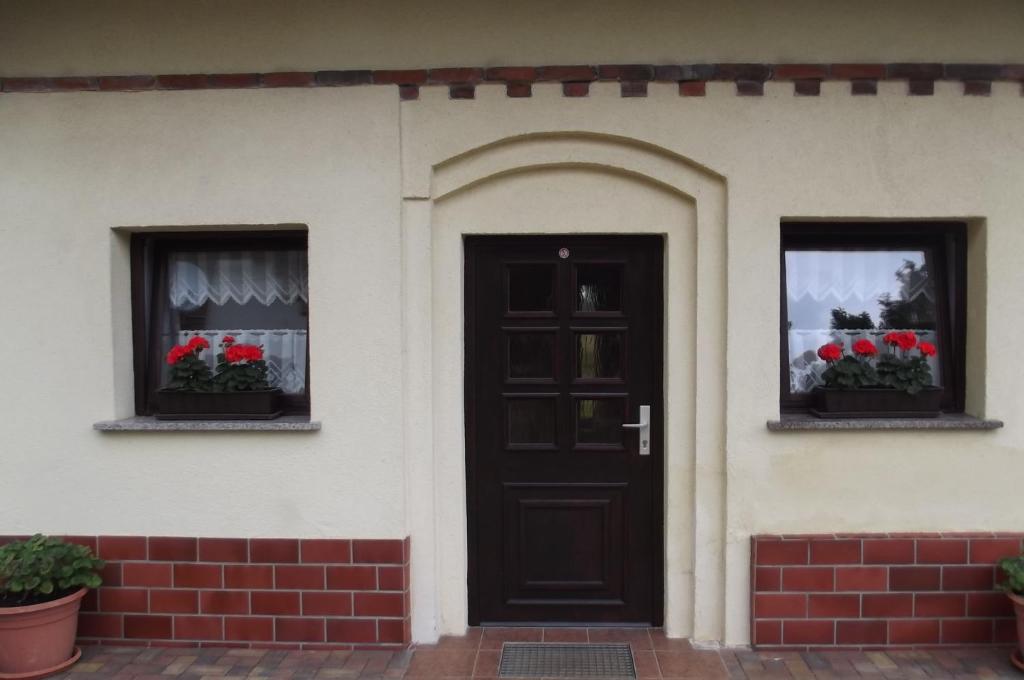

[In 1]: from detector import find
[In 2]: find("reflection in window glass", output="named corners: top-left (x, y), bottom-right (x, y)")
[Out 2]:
top-left (508, 264), bottom-right (554, 312)
top-left (507, 398), bottom-right (556, 445)
top-left (163, 249), bottom-right (308, 394)
top-left (785, 249), bottom-right (940, 393)
top-left (576, 398), bottom-right (624, 445)
top-left (577, 333), bottom-right (623, 379)
top-left (576, 264), bottom-right (622, 312)
top-left (508, 333), bottom-right (555, 379)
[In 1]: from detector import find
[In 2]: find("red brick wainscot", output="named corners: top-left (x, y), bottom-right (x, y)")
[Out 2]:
top-left (751, 533), bottom-right (1023, 650)
top-left (0, 535), bottom-right (410, 650)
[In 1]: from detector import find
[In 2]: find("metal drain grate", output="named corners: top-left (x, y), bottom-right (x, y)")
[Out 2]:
top-left (499, 643), bottom-right (636, 678)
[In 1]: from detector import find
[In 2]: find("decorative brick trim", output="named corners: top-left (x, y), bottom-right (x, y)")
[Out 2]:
top-left (751, 533), bottom-right (1023, 650)
top-left (0, 535), bottom-right (410, 651)
top-left (1, 63), bottom-right (1022, 99)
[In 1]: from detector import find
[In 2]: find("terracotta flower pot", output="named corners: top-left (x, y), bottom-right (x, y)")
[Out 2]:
top-left (0, 588), bottom-right (84, 678)
top-left (1010, 592), bottom-right (1024, 671)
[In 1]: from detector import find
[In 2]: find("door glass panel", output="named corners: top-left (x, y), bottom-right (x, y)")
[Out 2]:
top-left (507, 398), bottom-right (556, 446)
top-left (785, 249), bottom-right (940, 393)
top-left (576, 332), bottom-right (623, 379)
top-left (508, 332), bottom-right (556, 380)
top-left (508, 264), bottom-right (555, 312)
top-left (575, 397), bottom-right (624, 445)
top-left (576, 264), bottom-right (622, 312)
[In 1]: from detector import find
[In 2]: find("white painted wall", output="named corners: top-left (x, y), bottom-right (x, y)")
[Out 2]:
top-left (0, 87), bottom-right (406, 539)
top-left (399, 81), bottom-right (1024, 644)
top-left (1, 0), bottom-right (1024, 647)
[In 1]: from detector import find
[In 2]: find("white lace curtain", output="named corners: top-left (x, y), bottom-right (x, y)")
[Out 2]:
top-left (169, 250), bottom-right (308, 310)
top-left (786, 250), bottom-right (934, 305)
top-left (177, 329), bottom-right (307, 394)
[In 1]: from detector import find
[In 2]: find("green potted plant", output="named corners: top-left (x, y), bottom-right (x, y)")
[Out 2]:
top-left (811, 332), bottom-right (941, 418)
top-left (1000, 554), bottom-right (1024, 671)
top-left (0, 535), bottom-right (104, 677)
top-left (157, 336), bottom-right (282, 420)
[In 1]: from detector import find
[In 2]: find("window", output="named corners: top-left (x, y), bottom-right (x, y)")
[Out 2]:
top-left (781, 222), bottom-right (966, 412)
top-left (131, 231), bottom-right (309, 415)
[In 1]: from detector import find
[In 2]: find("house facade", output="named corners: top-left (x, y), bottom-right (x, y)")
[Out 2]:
top-left (1, 0), bottom-right (1023, 651)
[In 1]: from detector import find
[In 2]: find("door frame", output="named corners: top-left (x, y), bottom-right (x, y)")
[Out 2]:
top-left (463, 235), bottom-right (666, 627)
top-left (399, 131), bottom-right (728, 644)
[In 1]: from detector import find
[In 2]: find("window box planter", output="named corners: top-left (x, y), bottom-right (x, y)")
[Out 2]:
top-left (810, 386), bottom-right (942, 419)
top-left (156, 389), bottom-right (282, 420)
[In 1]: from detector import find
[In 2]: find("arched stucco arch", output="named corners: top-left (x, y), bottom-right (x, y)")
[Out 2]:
top-left (400, 132), bottom-right (728, 644)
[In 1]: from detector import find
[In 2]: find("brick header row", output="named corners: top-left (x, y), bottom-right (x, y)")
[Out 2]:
top-left (1, 63), bottom-right (1023, 99)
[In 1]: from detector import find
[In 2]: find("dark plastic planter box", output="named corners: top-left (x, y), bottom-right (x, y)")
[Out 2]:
top-left (156, 389), bottom-right (282, 420)
top-left (811, 387), bottom-right (942, 419)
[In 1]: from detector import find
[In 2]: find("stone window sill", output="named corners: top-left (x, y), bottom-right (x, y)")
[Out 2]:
top-left (767, 413), bottom-right (1003, 432)
top-left (93, 416), bottom-right (321, 432)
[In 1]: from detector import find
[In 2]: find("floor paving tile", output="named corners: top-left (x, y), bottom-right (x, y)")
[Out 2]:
top-left (44, 634), bottom-right (1024, 679)
top-left (540, 628), bottom-right (588, 643)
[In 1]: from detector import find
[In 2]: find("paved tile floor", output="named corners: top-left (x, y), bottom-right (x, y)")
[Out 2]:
top-left (722, 647), bottom-right (1021, 679)
top-left (52, 632), bottom-right (1022, 679)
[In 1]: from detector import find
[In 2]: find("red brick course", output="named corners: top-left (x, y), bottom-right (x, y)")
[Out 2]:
top-left (3, 63), bottom-right (1022, 99)
top-left (0, 535), bottom-right (411, 650)
top-left (752, 533), bottom-right (1023, 650)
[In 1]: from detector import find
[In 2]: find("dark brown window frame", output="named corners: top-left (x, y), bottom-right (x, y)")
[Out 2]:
top-left (130, 230), bottom-right (311, 416)
top-left (780, 221), bottom-right (967, 414)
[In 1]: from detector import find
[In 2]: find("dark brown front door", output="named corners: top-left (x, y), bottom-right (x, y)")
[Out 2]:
top-left (465, 235), bottom-right (664, 625)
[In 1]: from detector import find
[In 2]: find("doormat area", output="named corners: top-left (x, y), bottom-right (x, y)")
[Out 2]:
top-left (499, 643), bottom-right (636, 678)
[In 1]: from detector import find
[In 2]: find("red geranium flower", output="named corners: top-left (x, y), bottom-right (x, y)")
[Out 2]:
top-left (186, 336), bottom-right (210, 350)
top-left (918, 341), bottom-right (937, 357)
top-left (166, 345), bottom-right (188, 365)
top-left (222, 335), bottom-right (236, 344)
top-left (852, 339), bottom-right (878, 357)
top-left (817, 343), bottom-right (843, 362)
top-left (883, 331), bottom-right (917, 351)
top-left (225, 343), bottom-right (264, 364)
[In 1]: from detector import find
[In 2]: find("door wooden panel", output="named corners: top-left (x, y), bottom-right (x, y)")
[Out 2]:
top-left (465, 235), bottom-right (664, 624)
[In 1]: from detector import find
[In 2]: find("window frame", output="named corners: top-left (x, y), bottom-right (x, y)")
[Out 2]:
top-left (780, 222), bottom-right (967, 414)
top-left (130, 230), bottom-right (311, 416)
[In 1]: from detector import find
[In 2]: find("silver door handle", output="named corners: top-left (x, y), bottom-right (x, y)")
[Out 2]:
top-left (621, 405), bottom-right (650, 456)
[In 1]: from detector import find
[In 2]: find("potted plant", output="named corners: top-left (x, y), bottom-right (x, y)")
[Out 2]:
top-left (999, 553), bottom-right (1024, 671)
top-left (811, 332), bottom-right (941, 418)
top-left (0, 535), bottom-right (104, 677)
top-left (156, 336), bottom-right (282, 420)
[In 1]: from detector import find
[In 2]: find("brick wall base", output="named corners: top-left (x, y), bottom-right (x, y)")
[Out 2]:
top-left (0, 535), bottom-right (410, 650)
top-left (751, 533), bottom-right (1022, 650)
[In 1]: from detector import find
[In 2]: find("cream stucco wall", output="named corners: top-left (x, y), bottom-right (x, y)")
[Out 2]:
top-left (1, 0), bottom-right (1024, 77)
top-left (2, 5), bottom-right (1024, 646)
top-left (0, 87), bottom-right (406, 538)
top-left (399, 81), bottom-right (1024, 645)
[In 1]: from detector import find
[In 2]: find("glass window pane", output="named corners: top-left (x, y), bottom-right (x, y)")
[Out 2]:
top-left (161, 248), bottom-right (309, 394)
top-left (575, 397), bottom-right (624, 445)
top-left (508, 332), bottom-right (556, 380)
top-left (508, 264), bottom-right (554, 312)
top-left (576, 264), bottom-right (622, 312)
top-left (785, 249), bottom-right (940, 394)
top-left (507, 398), bottom-right (556, 446)
top-left (576, 333), bottom-right (623, 379)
